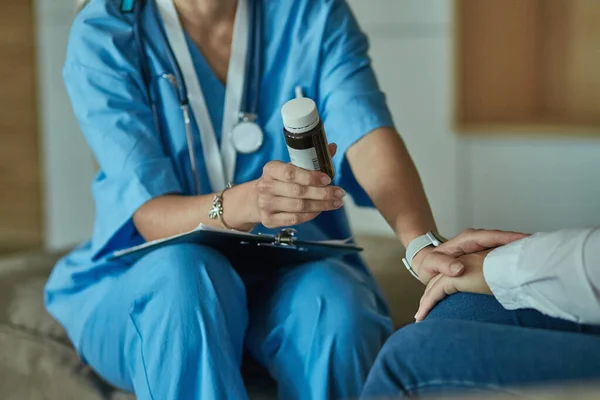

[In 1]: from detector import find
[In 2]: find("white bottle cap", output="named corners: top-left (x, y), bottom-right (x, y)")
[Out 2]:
top-left (281, 97), bottom-right (320, 134)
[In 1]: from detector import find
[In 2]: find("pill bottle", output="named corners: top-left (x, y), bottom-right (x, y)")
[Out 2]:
top-left (280, 97), bottom-right (334, 179)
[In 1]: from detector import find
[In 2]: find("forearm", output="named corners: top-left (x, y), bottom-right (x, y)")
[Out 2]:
top-left (347, 128), bottom-right (437, 248)
top-left (133, 181), bottom-right (259, 241)
top-left (484, 227), bottom-right (600, 324)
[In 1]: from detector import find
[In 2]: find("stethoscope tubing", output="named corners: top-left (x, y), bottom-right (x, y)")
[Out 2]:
top-left (134, 0), bottom-right (261, 195)
top-left (141, 0), bottom-right (260, 113)
top-left (246, 0), bottom-right (261, 117)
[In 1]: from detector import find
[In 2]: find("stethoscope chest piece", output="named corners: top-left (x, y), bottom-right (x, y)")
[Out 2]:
top-left (231, 113), bottom-right (263, 154)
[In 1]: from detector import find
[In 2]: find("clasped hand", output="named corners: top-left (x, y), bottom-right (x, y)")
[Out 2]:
top-left (411, 229), bottom-right (528, 321)
top-left (254, 143), bottom-right (345, 229)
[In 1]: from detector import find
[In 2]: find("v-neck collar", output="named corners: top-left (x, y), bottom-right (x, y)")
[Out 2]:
top-left (183, 33), bottom-right (226, 138)
top-left (184, 34), bottom-right (227, 91)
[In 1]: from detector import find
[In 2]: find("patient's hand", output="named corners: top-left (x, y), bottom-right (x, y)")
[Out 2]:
top-left (413, 229), bottom-right (528, 321)
top-left (414, 250), bottom-right (492, 321)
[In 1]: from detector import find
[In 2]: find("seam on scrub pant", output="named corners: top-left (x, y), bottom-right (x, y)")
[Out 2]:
top-left (75, 285), bottom-right (113, 364)
top-left (404, 379), bottom-right (525, 396)
top-left (128, 312), bottom-right (156, 400)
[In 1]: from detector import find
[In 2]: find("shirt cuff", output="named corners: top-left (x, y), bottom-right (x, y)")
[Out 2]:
top-left (483, 239), bottom-right (527, 310)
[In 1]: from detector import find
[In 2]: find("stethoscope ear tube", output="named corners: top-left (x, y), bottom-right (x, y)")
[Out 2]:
top-left (147, 0), bottom-right (259, 114)
top-left (147, 0), bottom-right (189, 106)
top-left (181, 104), bottom-right (201, 195)
top-left (251, 0), bottom-right (262, 116)
top-left (138, 0), bottom-right (261, 118)
top-left (137, 0), bottom-right (263, 194)
top-left (241, 0), bottom-right (261, 117)
top-left (135, 0), bottom-right (153, 101)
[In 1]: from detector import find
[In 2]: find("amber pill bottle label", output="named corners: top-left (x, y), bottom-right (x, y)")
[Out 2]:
top-left (286, 146), bottom-right (321, 171)
top-left (281, 97), bottom-right (335, 179)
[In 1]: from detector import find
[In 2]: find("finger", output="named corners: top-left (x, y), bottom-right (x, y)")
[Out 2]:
top-left (263, 161), bottom-right (331, 186)
top-left (417, 251), bottom-right (465, 283)
top-left (261, 196), bottom-right (343, 213)
top-left (261, 212), bottom-right (320, 228)
top-left (419, 273), bottom-right (444, 307)
top-left (437, 229), bottom-right (529, 258)
top-left (328, 143), bottom-right (338, 158)
top-left (261, 180), bottom-right (345, 201)
top-left (415, 277), bottom-right (457, 321)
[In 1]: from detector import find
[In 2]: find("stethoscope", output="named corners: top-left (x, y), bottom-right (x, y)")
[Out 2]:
top-left (133, 0), bottom-right (263, 194)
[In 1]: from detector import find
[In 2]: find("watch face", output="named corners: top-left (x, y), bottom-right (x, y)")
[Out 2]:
top-left (426, 231), bottom-right (445, 246)
top-left (426, 231), bottom-right (447, 246)
top-left (432, 232), bottom-right (447, 243)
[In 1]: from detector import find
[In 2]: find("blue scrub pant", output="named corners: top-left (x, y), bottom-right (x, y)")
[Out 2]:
top-left (78, 243), bottom-right (392, 400)
top-left (361, 293), bottom-right (600, 398)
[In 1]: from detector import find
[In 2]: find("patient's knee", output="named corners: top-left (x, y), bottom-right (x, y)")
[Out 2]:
top-left (425, 293), bottom-right (513, 324)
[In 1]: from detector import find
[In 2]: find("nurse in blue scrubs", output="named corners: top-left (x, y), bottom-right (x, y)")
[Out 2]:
top-left (44, 0), bottom-right (457, 399)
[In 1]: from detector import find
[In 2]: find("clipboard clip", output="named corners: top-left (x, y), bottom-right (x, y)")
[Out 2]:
top-left (274, 228), bottom-right (297, 246)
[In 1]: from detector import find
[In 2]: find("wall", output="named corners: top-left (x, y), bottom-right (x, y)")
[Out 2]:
top-left (345, 0), bottom-right (459, 237)
top-left (35, 0), bottom-right (600, 250)
top-left (467, 138), bottom-right (600, 233)
top-left (35, 0), bottom-right (96, 250)
top-left (347, 0), bottom-right (600, 237)
top-left (0, 0), bottom-right (42, 253)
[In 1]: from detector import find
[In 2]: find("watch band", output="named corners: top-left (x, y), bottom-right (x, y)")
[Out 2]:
top-left (208, 183), bottom-right (235, 229)
top-left (402, 232), bottom-right (445, 281)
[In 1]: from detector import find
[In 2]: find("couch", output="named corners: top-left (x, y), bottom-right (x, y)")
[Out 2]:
top-left (0, 235), bottom-right (425, 399)
top-left (4, 237), bottom-right (599, 399)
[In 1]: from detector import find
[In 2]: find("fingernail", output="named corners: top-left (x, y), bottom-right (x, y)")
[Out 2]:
top-left (333, 200), bottom-right (343, 208)
top-left (335, 189), bottom-right (345, 198)
top-left (450, 262), bottom-right (464, 274)
top-left (321, 176), bottom-right (331, 186)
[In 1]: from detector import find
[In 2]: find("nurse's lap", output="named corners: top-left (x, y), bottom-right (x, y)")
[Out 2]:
top-left (242, 252), bottom-right (393, 346)
top-left (77, 242), bottom-right (391, 391)
top-left (77, 243), bottom-right (249, 391)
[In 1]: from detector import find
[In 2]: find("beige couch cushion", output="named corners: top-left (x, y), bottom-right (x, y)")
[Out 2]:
top-left (0, 235), bottom-right (420, 399)
top-left (0, 252), bottom-right (68, 343)
top-left (0, 252), bottom-right (126, 400)
top-left (7, 239), bottom-right (600, 400)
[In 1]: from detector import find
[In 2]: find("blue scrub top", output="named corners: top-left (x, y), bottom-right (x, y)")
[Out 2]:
top-left (45, 0), bottom-right (395, 346)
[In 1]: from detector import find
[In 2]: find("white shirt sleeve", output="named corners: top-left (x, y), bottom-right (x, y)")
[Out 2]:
top-left (483, 227), bottom-right (600, 325)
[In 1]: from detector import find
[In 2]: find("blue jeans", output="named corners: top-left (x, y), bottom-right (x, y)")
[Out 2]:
top-left (361, 293), bottom-right (600, 398)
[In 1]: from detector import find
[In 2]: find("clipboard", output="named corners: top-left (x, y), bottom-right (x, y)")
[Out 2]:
top-left (109, 224), bottom-right (362, 270)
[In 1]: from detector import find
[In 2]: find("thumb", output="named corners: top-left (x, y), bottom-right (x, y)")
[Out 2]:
top-left (415, 276), bottom-right (458, 321)
top-left (328, 142), bottom-right (338, 158)
top-left (416, 250), bottom-right (465, 284)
